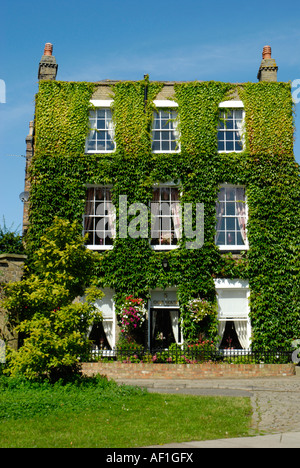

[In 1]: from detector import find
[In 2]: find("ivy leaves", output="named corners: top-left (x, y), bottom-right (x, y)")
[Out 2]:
top-left (28, 79), bottom-right (300, 348)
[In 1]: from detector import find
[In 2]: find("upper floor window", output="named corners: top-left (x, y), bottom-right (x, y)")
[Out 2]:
top-left (151, 186), bottom-right (181, 250)
top-left (218, 101), bottom-right (244, 153)
top-left (84, 186), bottom-right (115, 250)
top-left (151, 100), bottom-right (180, 153)
top-left (216, 185), bottom-right (248, 250)
top-left (86, 100), bottom-right (115, 153)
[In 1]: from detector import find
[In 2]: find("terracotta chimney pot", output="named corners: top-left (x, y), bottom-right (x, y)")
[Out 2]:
top-left (44, 43), bottom-right (53, 56)
top-left (262, 45), bottom-right (272, 59)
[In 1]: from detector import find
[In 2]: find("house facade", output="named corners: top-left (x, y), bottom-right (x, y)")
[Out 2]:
top-left (22, 44), bottom-right (300, 352)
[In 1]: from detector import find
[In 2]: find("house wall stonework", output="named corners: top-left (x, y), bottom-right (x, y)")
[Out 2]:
top-left (0, 254), bottom-right (26, 349)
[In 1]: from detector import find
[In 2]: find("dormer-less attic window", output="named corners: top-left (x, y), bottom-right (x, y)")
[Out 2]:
top-left (218, 101), bottom-right (245, 153)
top-left (151, 100), bottom-right (180, 153)
top-left (86, 100), bottom-right (115, 153)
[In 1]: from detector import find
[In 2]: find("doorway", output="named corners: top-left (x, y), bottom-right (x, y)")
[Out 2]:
top-left (150, 308), bottom-right (181, 349)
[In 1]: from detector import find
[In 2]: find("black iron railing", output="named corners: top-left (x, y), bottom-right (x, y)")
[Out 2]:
top-left (85, 346), bottom-right (294, 365)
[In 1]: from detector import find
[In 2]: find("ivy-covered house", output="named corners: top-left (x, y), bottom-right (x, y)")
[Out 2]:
top-left (22, 43), bottom-right (300, 352)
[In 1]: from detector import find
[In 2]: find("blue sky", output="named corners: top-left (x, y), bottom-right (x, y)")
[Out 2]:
top-left (1, 0), bottom-right (300, 231)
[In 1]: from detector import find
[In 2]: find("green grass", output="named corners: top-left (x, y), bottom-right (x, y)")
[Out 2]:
top-left (0, 375), bottom-right (252, 448)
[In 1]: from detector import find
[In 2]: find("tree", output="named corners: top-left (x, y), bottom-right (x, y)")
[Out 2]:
top-left (2, 217), bottom-right (103, 381)
top-left (0, 218), bottom-right (24, 254)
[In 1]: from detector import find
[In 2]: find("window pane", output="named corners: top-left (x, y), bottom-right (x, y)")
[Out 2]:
top-left (152, 141), bottom-right (161, 151)
top-left (218, 141), bottom-right (224, 151)
top-left (218, 188), bottom-right (225, 201)
top-left (97, 109), bottom-right (106, 118)
top-left (161, 202), bottom-right (171, 215)
top-left (226, 217), bottom-right (235, 230)
top-left (226, 141), bottom-right (234, 151)
top-left (235, 139), bottom-right (243, 151)
top-left (87, 140), bottom-right (96, 151)
top-left (216, 231), bottom-right (225, 245)
top-left (227, 232), bottom-right (235, 245)
top-left (236, 231), bottom-right (244, 245)
top-left (97, 119), bottom-right (106, 129)
top-left (171, 188), bottom-right (179, 201)
top-left (226, 119), bottom-right (234, 130)
top-left (226, 188), bottom-right (235, 201)
top-left (226, 202), bottom-right (235, 216)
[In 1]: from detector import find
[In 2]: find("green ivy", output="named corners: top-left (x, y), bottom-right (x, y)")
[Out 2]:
top-left (26, 79), bottom-right (300, 348)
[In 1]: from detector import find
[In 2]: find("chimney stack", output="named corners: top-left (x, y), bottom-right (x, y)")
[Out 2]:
top-left (257, 45), bottom-right (278, 82)
top-left (38, 42), bottom-right (58, 80)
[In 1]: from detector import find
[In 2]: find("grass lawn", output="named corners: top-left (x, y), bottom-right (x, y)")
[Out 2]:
top-left (0, 375), bottom-right (252, 448)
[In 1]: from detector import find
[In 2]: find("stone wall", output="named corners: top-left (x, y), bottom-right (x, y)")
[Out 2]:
top-left (0, 253), bottom-right (26, 349)
top-left (82, 361), bottom-right (296, 380)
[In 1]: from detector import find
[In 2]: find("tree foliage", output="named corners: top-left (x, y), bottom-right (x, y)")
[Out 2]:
top-left (2, 218), bottom-right (103, 381)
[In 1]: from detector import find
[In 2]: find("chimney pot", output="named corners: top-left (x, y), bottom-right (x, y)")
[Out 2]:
top-left (44, 43), bottom-right (53, 56)
top-left (262, 45), bottom-right (272, 59)
top-left (38, 43), bottom-right (58, 80)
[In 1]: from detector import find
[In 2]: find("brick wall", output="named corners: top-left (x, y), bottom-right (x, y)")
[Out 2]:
top-left (82, 361), bottom-right (296, 380)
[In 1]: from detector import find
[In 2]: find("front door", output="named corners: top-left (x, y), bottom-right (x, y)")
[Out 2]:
top-left (150, 308), bottom-right (180, 349)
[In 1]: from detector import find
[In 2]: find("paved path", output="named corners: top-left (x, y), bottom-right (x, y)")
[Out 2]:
top-left (115, 373), bottom-right (300, 448)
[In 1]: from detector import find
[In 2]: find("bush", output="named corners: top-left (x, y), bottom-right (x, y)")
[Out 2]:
top-left (2, 218), bottom-right (103, 381)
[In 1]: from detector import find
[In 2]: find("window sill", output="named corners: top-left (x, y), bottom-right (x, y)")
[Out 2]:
top-left (217, 245), bottom-right (249, 251)
top-left (217, 150), bottom-right (244, 154)
top-left (86, 245), bottom-right (114, 251)
top-left (85, 150), bottom-right (116, 154)
top-left (151, 245), bottom-right (179, 251)
top-left (151, 150), bottom-right (181, 154)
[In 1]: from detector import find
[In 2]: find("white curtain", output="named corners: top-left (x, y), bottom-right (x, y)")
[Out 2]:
top-left (215, 189), bottom-right (225, 244)
top-left (235, 188), bottom-right (247, 243)
top-left (106, 114), bottom-right (115, 142)
top-left (152, 310), bottom-right (157, 339)
top-left (103, 320), bottom-right (114, 349)
top-left (235, 115), bottom-right (243, 141)
top-left (107, 202), bottom-right (116, 238)
top-left (169, 310), bottom-right (179, 344)
top-left (218, 321), bottom-right (226, 346)
top-left (171, 202), bottom-right (182, 240)
top-left (234, 320), bottom-right (249, 349)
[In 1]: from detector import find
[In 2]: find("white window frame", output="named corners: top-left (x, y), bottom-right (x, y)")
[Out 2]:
top-left (150, 183), bottom-right (181, 251)
top-left (151, 100), bottom-right (180, 154)
top-left (215, 184), bottom-right (249, 251)
top-left (86, 100), bottom-right (116, 154)
top-left (83, 185), bottom-right (115, 251)
top-left (218, 100), bottom-right (245, 153)
top-left (214, 278), bottom-right (251, 350)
